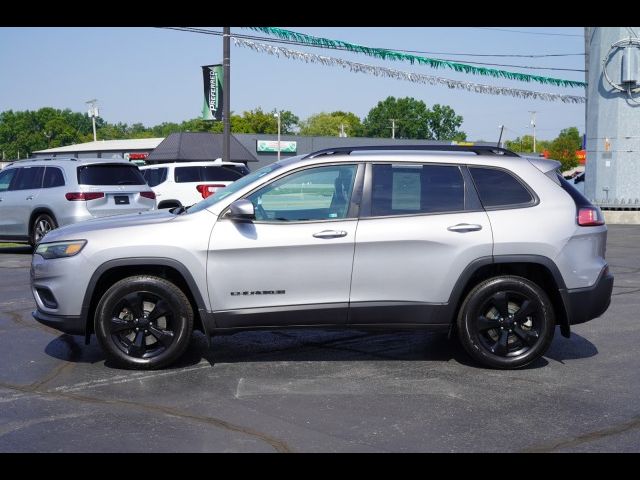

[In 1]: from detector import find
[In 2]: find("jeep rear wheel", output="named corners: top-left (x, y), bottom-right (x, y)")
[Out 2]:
top-left (457, 276), bottom-right (555, 369)
top-left (95, 276), bottom-right (193, 369)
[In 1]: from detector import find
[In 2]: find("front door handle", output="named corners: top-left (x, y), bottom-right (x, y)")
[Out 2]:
top-left (26, 196), bottom-right (34, 200)
top-left (313, 230), bottom-right (347, 239)
top-left (447, 223), bottom-right (482, 233)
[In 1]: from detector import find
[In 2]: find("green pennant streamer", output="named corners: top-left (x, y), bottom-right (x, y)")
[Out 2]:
top-left (245, 27), bottom-right (586, 89)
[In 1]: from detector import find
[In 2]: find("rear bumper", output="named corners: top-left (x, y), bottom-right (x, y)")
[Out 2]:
top-left (561, 266), bottom-right (614, 326)
top-left (32, 309), bottom-right (84, 335)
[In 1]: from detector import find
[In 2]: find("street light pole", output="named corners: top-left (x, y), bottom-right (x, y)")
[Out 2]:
top-left (86, 99), bottom-right (99, 142)
top-left (529, 111), bottom-right (537, 153)
top-left (274, 112), bottom-right (281, 163)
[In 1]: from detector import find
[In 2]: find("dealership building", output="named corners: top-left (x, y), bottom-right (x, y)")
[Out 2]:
top-left (32, 133), bottom-right (480, 170)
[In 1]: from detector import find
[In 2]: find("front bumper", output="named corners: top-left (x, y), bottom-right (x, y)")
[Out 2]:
top-left (32, 309), bottom-right (84, 335)
top-left (561, 266), bottom-right (614, 326)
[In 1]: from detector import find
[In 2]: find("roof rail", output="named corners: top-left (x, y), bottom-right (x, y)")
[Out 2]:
top-left (303, 145), bottom-right (520, 159)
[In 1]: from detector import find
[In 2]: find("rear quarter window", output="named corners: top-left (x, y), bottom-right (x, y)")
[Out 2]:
top-left (77, 164), bottom-right (146, 186)
top-left (469, 167), bottom-right (535, 208)
top-left (142, 168), bottom-right (168, 187)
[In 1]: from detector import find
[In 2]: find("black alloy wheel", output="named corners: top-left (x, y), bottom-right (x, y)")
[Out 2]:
top-left (457, 276), bottom-right (555, 369)
top-left (95, 276), bottom-right (193, 369)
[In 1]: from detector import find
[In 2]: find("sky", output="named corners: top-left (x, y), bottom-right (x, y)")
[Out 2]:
top-left (0, 26), bottom-right (586, 143)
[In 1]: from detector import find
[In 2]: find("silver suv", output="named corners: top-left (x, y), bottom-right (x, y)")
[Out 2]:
top-left (0, 157), bottom-right (156, 245)
top-left (30, 146), bottom-right (613, 370)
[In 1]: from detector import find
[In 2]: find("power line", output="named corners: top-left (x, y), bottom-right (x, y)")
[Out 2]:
top-left (474, 27), bottom-right (583, 38)
top-left (159, 27), bottom-right (585, 75)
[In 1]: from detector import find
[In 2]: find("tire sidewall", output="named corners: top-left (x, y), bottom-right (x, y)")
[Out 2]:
top-left (95, 276), bottom-right (193, 369)
top-left (458, 276), bottom-right (555, 369)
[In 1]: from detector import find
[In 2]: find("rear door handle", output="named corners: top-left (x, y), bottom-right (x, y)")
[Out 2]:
top-left (26, 196), bottom-right (34, 200)
top-left (447, 223), bottom-right (482, 233)
top-left (313, 230), bottom-right (347, 239)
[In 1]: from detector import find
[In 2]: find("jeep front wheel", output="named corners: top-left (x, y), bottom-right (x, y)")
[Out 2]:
top-left (95, 275), bottom-right (193, 369)
top-left (457, 276), bottom-right (555, 369)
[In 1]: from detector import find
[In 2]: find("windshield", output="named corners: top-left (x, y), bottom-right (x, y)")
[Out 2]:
top-left (187, 162), bottom-right (283, 214)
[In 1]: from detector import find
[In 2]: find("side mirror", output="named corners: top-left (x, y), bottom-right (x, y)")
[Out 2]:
top-left (228, 199), bottom-right (255, 220)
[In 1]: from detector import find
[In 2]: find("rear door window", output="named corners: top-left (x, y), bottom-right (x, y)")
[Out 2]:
top-left (369, 164), bottom-right (465, 216)
top-left (77, 164), bottom-right (146, 185)
top-left (11, 166), bottom-right (45, 190)
top-left (469, 167), bottom-right (534, 208)
top-left (43, 167), bottom-right (65, 188)
top-left (142, 168), bottom-right (168, 187)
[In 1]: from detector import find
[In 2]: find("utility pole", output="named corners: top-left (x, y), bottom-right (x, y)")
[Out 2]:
top-left (528, 111), bottom-right (537, 153)
top-left (222, 27), bottom-right (231, 163)
top-left (390, 119), bottom-right (398, 139)
top-left (86, 99), bottom-right (99, 142)
top-left (339, 123), bottom-right (347, 137)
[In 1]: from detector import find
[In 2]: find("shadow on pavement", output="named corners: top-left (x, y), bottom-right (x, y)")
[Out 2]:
top-left (44, 327), bottom-right (597, 370)
top-left (0, 245), bottom-right (33, 255)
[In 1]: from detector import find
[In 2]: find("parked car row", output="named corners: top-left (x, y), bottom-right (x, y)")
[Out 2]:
top-left (0, 157), bottom-right (250, 245)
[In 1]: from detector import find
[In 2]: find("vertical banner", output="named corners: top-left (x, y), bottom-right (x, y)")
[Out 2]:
top-left (201, 64), bottom-right (223, 121)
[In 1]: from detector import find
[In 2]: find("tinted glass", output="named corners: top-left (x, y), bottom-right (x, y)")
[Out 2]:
top-left (370, 164), bottom-right (465, 216)
top-left (142, 168), bottom-right (168, 187)
top-left (469, 167), bottom-right (533, 207)
top-left (0, 169), bottom-right (16, 192)
top-left (77, 164), bottom-right (145, 186)
top-left (175, 166), bottom-right (245, 183)
top-left (11, 166), bottom-right (45, 190)
top-left (247, 165), bottom-right (357, 221)
top-left (43, 167), bottom-right (65, 188)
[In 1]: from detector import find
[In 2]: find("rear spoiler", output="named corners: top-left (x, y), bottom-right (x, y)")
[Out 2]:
top-left (527, 157), bottom-right (561, 174)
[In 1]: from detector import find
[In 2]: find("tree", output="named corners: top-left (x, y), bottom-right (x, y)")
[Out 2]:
top-left (427, 104), bottom-right (465, 141)
top-left (362, 96), bottom-right (431, 139)
top-left (548, 127), bottom-right (581, 172)
top-left (504, 135), bottom-right (551, 154)
top-left (299, 111), bottom-right (363, 137)
top-left (361, 96), bottom-right (466, 140)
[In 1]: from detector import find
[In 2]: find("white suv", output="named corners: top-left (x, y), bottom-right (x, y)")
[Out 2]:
top-left (140, 160), bottom-right (249, 209)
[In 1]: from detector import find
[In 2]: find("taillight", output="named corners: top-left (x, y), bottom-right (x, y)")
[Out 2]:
top-left (65, 192), bottom-right (105, 201)
top-left (140, 191), bottom-right (156, 200)
top-left (196, 184), bottom-right (225, 199)
top-left (578, 207), bottom-right (605, 226)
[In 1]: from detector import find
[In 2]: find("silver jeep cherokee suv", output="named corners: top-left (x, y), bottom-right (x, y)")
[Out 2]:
top-left (30, 146), bottom-right (613, 370)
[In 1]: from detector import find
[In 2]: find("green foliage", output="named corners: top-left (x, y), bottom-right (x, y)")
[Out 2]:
top-left (0, 108), bottom-right (94, 159)
top-left (427, 104), bottom-right (465, 141)
top-left (362, 96), bottom-right (432, 139)
top-left (361, 96), bottom-right (466, 140)
top-left (299, 111), bottom-right (363, 137)
top-left (504, 135), bottom-right (550, 154)
top-left (548, 127), bottom-right (581, 171)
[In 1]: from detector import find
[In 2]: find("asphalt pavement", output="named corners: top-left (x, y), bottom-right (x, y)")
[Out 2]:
top-left (1, 225), bottom-right (639, 452)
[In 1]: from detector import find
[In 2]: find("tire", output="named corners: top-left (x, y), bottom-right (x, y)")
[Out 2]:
top-left (30, 213), bottom-right (57, 246)
top-left (94, 275), bottom-right (194, 370)
top-left (457, 276), bottom-right (555, 369)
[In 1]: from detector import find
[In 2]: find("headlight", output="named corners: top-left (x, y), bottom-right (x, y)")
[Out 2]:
top-left (35, 240), bottom-right (87, 259)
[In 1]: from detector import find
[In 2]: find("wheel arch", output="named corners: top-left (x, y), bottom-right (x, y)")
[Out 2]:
top-left (81, 258), bottom-right (209, 344)
top-left (447, 255), bottom-right (570, 338)
top-left (157, 200), bottom-right (182, 209)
